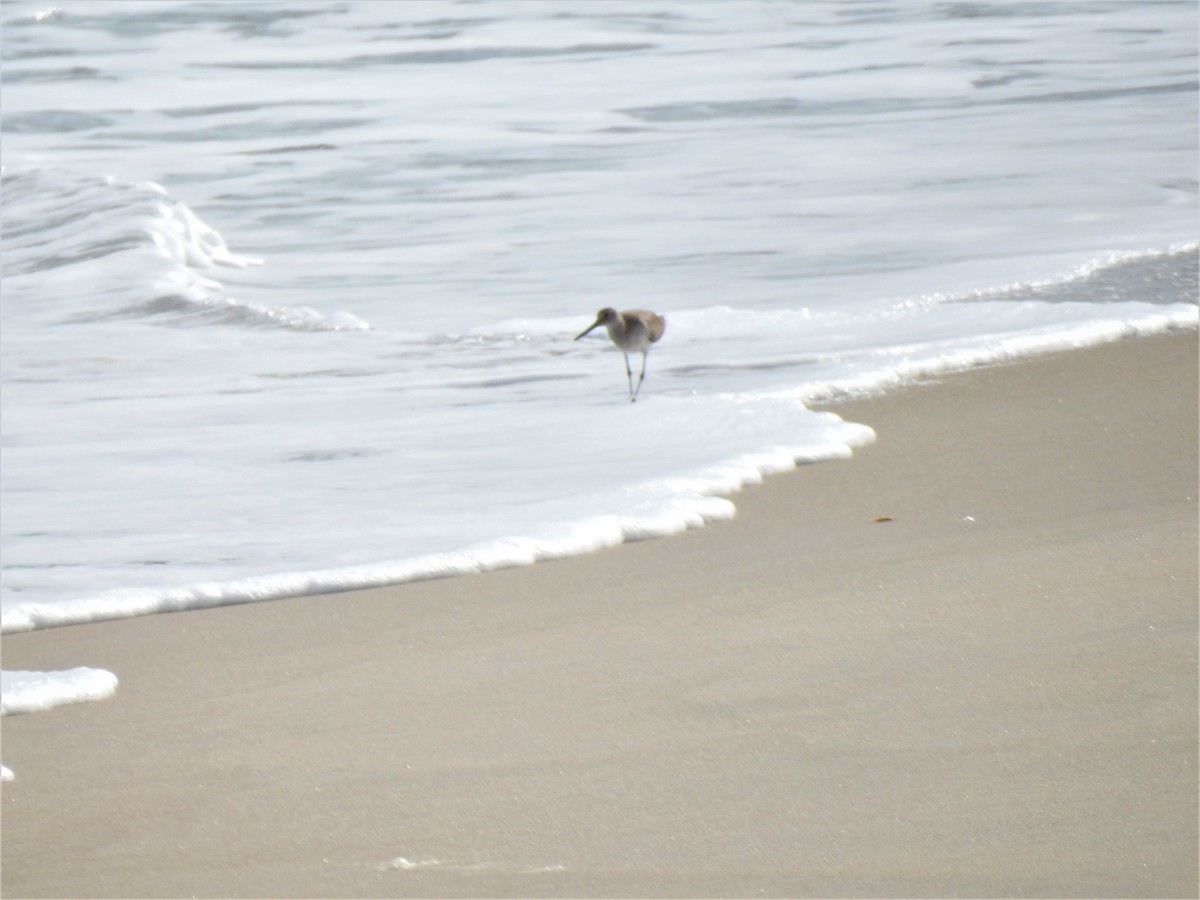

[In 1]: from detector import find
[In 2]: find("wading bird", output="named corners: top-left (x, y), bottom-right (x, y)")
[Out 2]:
top-left (575, 307), bottom-right (666, 402)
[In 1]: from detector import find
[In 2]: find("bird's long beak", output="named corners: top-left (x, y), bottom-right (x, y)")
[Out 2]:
top-left (574, 319), bottom-right (602, 341)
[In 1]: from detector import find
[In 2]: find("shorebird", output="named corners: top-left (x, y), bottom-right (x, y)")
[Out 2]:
top-left (575, 307), bottom-right (666, 402)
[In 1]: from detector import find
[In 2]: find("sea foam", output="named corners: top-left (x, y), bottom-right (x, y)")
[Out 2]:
top-left (0, 2), bottom-right (1195, 711)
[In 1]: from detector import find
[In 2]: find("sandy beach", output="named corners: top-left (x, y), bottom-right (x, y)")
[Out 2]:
top-left (2, 330), bottom-right (1196, 899)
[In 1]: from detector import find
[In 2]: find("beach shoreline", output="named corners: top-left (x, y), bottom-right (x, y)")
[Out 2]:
top-left (2, 330), bottom-right (1197, 898)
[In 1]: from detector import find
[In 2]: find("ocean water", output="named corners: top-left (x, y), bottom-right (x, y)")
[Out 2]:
top-left (1, 1), bottom-right (1197, 726)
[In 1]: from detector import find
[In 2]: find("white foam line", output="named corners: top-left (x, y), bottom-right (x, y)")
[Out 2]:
top-left (0, 433), bottom-right (875, 634)
top-left (798, 307), bottom-right (1199, 404)
top-left (379, 856), bottom-right (566, 875)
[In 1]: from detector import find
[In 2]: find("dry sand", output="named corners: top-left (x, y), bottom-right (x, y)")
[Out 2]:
top-left (1, 331), bottom-right (1196, 899)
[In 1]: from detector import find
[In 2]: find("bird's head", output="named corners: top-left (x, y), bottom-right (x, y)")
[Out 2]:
top-left (575, 307), bottom-right (619, 341)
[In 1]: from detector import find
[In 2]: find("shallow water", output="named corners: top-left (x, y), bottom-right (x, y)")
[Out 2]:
top-left (0, 2), bottom-right (1196, 716)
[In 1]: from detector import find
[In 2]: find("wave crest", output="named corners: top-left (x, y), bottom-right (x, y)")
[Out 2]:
top-left (1, 168), bottom-right (370, 332)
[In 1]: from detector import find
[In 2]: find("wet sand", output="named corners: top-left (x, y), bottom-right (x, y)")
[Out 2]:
top-left (2, 331), bottom-right (1196, 898)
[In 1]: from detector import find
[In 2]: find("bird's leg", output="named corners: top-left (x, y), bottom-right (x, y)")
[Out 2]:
top-left (631, 350), bottom-right (649, 402)
top-left (623, 352), bottom-right (635, 401)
